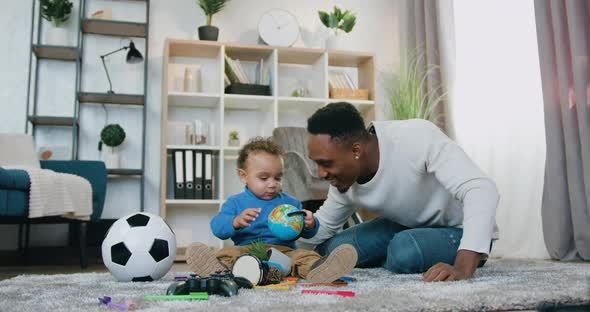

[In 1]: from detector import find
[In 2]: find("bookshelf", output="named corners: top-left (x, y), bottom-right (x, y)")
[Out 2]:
top-left (26, 0), bottom-right (150, 216)
top-left (160, 39), bottom-right (376, 260)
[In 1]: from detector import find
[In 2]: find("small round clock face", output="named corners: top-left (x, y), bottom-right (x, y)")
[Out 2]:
top-left (258, 9), bottom-right (300, 47)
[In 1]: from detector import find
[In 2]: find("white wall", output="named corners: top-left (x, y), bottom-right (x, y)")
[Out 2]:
top-left (449, 0), bottom-right (549, 259)
top-left (0, 0), bottom-right (399, 249)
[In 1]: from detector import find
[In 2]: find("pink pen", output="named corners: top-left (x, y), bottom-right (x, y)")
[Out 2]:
top-left (301, 289), bottom-right (355, 297)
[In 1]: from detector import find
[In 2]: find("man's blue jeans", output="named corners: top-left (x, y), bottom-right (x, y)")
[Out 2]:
top-left (315, 217), bottom-right (474, 274)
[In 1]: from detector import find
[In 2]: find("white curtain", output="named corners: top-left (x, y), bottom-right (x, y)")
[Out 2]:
top-left (444, 0), bottom-right (549, 258)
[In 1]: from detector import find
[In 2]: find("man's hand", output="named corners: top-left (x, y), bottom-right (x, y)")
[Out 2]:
top-left (303, 209), bottom-right (315, 230)
top-left (421, 263), bottom-right (468, 282)
top-left (233, 208), bottom-right (261, 229)
top-left (421, 250), bottom-right (481, 282)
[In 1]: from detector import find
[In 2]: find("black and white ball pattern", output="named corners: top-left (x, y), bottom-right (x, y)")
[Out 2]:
top-left (101, 212), bottom-right (176, 282)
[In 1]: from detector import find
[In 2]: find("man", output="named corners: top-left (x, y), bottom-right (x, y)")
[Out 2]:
top-left (299, 102), bottom-right (499, 282)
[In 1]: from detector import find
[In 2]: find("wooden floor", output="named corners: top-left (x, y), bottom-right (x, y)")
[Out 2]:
top-left (0, 247), bottom-right (190, 281)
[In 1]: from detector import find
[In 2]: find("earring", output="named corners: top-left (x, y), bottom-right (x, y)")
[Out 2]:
top-left (354, 155), bottom-right (359, 160)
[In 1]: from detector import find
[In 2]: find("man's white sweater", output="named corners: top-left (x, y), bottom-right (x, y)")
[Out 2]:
top-left (301, 119), bottom-right (499, 255)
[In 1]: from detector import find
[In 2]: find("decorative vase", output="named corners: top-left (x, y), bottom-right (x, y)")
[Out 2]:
top-left (102, 151), bottom-right (121, 169)
top-left (42, 17), bottom-right (73, 46)
top-left (198, 25), bottom-right (219, 41)
top-left (325, 31), bottom-right (346, 50)
top-left (228, 138), bottom-right (240, 147)
top-left (183, 66), bottom-right (201, 93)
top-left (44, 25), bottom-right (70, 46)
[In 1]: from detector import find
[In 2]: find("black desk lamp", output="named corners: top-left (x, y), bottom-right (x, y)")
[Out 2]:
top-left (100, 41), bottom-right (143, 94)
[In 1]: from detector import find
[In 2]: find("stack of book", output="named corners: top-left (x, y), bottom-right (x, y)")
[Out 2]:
top-left (224, 54), bottom-right (271, 96)
top-left (328, 71), bottom-right (369, 100)
top-left (329, 72), bottom-right (356, 89)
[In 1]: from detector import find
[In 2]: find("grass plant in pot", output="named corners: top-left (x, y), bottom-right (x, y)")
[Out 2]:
top-left (196, 0), bottom-right (230, 41)
top-left (386, 50), bottom-right (446, 125)
top-left (228, 130), bottom-right (240, 147)
top-left (100, 124), bottom-right (126, 169)
top-left (40, 0), bottom-right (74, 45)
top-left (319, 6), bottom-right (356, 50)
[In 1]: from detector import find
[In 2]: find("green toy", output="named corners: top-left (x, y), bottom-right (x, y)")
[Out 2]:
top-left (144, 292), bottom-right (208, 300)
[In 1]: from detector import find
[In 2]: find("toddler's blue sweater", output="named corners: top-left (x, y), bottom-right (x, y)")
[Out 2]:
top-left (210, 187), bottom-right (319, 248)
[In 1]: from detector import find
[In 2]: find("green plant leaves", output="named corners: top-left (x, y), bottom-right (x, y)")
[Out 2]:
top-left (198, 0), bottom-right (229, 25)
top-left (246, 240), bottom-right (269, 261)
top-left (318, 6), bottom-right (356, 33)
top-left (333, 6), bottom-right (342, 20)
top-left (386, 49), bottom-right (446, 123)
top-left (40, 0), bottom-right (73, 27)
top-left (318, 11), bottom-right (331, 28)
top-left (100, 124), bottom-right (126, 148)
top-left (340, 14), bottom-right (356, 33)
top-left (198, 0), bottom-right (228, 14)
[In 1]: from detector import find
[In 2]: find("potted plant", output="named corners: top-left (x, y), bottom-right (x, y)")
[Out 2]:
top-left (386, 50), bottom-right (446, 124)
top-left (100, 124), bottom-right (126, 168)
top-left (318, 6), bottom-right (356, 50)
top-left (196, 0), bottom-right (230, 41)
top-left (246, 240), bottom-right (269, 261)
top-left (40, 0), bottom-right (74, 45)
top-left (228, 130), bottom-right (240, 147)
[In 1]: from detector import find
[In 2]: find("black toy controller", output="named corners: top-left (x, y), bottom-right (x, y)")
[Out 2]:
top-left (166, 271), bottom-right (253, 297)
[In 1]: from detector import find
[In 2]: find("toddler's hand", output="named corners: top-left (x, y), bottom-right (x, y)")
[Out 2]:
top-left (233, 208), bottom-right (261, 229)
top-left (303, 209), bottom-right (315, 229)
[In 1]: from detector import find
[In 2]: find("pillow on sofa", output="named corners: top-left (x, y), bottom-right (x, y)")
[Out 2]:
top-left (0, 134), bottom-right (40, 168)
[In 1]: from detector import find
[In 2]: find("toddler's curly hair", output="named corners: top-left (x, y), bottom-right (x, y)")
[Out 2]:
top-left (237, 137), bottom-right (284, 169)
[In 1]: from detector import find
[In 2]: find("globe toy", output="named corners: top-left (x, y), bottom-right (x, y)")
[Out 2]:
top-left (102, 212), bottom-right (176, 282)
top-left (268, 204), bottom-right (305, 241)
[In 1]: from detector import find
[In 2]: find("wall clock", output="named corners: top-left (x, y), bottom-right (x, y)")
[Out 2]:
top-left (258, 9), bottom-right (300, 47)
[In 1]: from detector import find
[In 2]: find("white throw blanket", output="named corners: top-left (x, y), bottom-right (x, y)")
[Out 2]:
top-left (8, 167), bottom-right (92, 220)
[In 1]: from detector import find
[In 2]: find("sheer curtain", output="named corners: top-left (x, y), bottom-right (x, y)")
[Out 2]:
top-left (535, 0), bottom-right (590, 260)
top-left (445, 0), bottom-right (549, 258)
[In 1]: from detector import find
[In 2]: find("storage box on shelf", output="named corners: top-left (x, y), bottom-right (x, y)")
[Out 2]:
top-left (327, 51), bottom-right (374, 102)
top-left (225, 83), bottom-right (271, 96)
top-left (329, 88), bottom-right (369, 101)
top-left (160, 39), bottom-right (376, 259)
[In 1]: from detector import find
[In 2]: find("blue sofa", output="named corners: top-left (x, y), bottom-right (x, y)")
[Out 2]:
top-left (0, 160), bottom-right (107, 268)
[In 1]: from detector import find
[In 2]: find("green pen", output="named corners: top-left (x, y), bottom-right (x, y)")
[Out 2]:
top-left (144, 292), bottom-right (208, 300)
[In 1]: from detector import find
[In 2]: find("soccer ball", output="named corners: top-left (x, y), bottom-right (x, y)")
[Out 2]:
top-left (101, 212), bottom-right (176, 282)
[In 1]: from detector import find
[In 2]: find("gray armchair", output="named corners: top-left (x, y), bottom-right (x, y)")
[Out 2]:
top-left (272, 127), bottom-right (329, 204)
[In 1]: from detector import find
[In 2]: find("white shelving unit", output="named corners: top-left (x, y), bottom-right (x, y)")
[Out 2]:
top-left (160, 39), bottom-right (376, 260)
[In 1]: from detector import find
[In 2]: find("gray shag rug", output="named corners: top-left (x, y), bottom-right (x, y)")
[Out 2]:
top-left (0, 259), bottom-right (589, 312)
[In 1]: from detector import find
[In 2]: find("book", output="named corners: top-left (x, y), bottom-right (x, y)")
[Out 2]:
top-left (235, 59), bottom-right (250, 84)
top-left (328, 73), bottom-right (337, 89)
top-left (261, 62), bottom-right (270, 86)
top-left (329, 73), bottom-right (339, 88)
top-left (224, 72), bottom-right (231, 87)
top-left (329, 72), bottom-right (346, 89)
top-left (337, 73), bottom-right (350, 89)
top-left (224, 55), bottom-right (240, 84)
top-left (257, 58), bottom-right (264, 84)
top-left (342, 72), bottom-right (356, 89)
